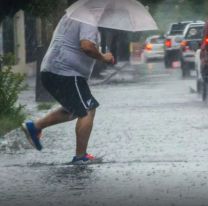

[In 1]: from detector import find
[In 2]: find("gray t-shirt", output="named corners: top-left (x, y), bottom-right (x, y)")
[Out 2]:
top-left (41, 14), bottom-right (99, 79)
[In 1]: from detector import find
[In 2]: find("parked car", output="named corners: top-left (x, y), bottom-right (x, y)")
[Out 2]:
top-left (143, 35), bottom-right (164, 62)
top-left (180, 22), bottom-right (205, 77)
top-left (164, 21), bottom-right (193, 68)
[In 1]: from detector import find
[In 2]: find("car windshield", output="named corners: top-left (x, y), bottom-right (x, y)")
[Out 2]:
top-left (185, 26), bottom-right (204, 39)
top-left (169, 23), bottom-right (189, 35)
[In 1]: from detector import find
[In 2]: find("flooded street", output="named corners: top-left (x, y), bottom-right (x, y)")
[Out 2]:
top-left (1, 62), bottom-right (208, 206)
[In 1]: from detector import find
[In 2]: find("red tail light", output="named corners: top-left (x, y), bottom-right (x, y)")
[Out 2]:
top-left (165, 39), bottom-right (171, 48)
top-left (180, 41), bottom-right (188, 47)
top-left (204, 37), bottom-right (208, 45)
top-left (180, 41), bottom-right (190, 52)
top-left (145, 43), bottom-right (153, 51)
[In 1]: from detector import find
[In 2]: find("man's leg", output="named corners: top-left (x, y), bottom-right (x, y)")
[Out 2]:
top-left (34, 106), bottom-right (76, 131)
top-left (75, 109), bottom-right (96, 157)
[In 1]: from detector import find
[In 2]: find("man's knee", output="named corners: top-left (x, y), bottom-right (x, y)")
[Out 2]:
top-left (88, 108), bottom-right (96, 118)
top-left (79, 109), bottom-right (96, 120)
top-left (60, 107), bottom-right (77, 120)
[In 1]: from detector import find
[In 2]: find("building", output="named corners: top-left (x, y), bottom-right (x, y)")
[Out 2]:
top-left (0, 10), bottom-right (37, 76)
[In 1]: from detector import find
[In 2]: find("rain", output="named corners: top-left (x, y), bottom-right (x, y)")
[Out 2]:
top-left (1, 0), bottom-right (208, 206)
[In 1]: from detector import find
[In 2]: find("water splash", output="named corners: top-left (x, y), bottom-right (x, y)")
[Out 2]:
top-left (0, 128), bottom-right (32, 153)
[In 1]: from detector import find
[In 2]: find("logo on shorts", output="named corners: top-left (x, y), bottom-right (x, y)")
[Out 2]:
top-left (87, 99), bottom-right (93, 107)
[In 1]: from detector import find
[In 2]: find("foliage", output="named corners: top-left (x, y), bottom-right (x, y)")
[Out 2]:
top-left (0, 0), bottom-right (58, 20)
top-left (0, 54), bottom-right (26, 136)
top-left (0, 67), bottom-right (25, 116)
top-left (0, 54), bottom-right (25, 120)
top-left (0, 0), bottom-right (207, 22)
top-left (0, 52), bottom-right (15, 66)
top-left (37, 102), bottom-right (54, 110)
top-left (0, 0), bottom-right (77, 22)
top-left (0, 113), bottom-right (25, 137)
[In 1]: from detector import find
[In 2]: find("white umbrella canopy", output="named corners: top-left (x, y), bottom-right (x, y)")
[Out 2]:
top-left (66, 0), bottom-right (158, 32)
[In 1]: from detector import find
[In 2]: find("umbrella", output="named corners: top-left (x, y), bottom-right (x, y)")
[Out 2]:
top-left (66, 0), bottom-right (158, 32)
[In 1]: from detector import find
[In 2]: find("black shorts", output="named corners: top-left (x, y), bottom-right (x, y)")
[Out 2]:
top-left (41, 72), bottom-right (99, 117)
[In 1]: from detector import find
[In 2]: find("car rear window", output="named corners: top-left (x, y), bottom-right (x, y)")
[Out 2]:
top-left (150, 37), bottom-right (164, 44)
top-left (185, 26), bottom-right (204, 39)
top-left (169, 23), bottom-right (189, 35)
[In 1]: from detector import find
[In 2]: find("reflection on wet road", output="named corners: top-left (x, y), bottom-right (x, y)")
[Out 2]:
top-left (1, 62), bottom-right (208, 206)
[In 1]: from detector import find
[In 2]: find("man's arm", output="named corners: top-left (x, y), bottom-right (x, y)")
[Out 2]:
top-left (80, 40), bottom-right (114, 63)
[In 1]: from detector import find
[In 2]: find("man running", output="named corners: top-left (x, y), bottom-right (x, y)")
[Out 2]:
top-left (22, 13), bottom-right (114, 164)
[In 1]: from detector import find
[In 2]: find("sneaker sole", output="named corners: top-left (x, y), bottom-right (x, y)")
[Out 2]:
top-left (71, 156), bottom-right (104, 165)
top-left (21, 123), bottom-right (36, 149)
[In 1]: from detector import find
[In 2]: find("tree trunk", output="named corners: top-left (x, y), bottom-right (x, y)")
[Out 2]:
top-left (35, 18), bottom-right (54, 102)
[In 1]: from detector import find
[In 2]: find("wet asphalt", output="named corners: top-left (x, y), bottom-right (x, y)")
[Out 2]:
top-left (1, 61), bottom-right (208, 206)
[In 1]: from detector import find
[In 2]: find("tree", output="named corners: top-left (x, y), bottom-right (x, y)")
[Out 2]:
top-left (0, 0), bottom-right (77, 22)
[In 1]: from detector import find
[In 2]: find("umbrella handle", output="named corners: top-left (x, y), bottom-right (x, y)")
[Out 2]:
top-left (105, 49), bottom-right (116, 65)
top-left (106, 56), bottom-right (115, 65)
top-left (111, 56), bottom-right (115, 65)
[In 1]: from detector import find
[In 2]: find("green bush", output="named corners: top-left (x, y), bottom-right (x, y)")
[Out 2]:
top-left (0, 67), bottom-right (25, 115)
top-left (0, 54), bottom-right (26, 136)
top-left (37, 102), bottom-right (54, 110)
top-left (0, 113), bottom-right (25, 136)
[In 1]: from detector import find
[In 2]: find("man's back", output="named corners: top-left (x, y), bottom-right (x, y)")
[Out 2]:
top-left (41, 14), bottom-right (99, 78)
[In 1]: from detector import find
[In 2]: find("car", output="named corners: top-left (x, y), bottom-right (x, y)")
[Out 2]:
top-left (143, 35), bottom-right (164, 62)
top-left (164, 21), bottom-right (193, 68)
top-left (180, 22), bottom-right (205, 77)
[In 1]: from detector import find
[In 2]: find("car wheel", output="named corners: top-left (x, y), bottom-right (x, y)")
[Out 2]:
top-left (144, 56), bottom-right (149, 63)
top-left (174, 50), bottom-right (181, 62)
top-left (181, 62), bottom-right (190, 78)
top-left (142, 54), bottom-right (148, 63)
top-left (164, 56), bottom-right (172, 68)
top-left (196, 80), bottom-right (203, 93)
top-left (202, 80), bottom-right (208, 102)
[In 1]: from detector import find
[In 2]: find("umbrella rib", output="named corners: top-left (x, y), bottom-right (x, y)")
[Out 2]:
top-left (134, 0), bottom-right (158, 31)
top-left (128, 1), bottom-right (135, 30)
top-left (66, 0), bottom-right (89, 17)
top-left (127, 0), bottom-right (136, 32)
top-left (96, 2), bottom-right (111, 26)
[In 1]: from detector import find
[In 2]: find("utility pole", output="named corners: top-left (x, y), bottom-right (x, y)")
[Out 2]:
top-left (0, 22), bottom-right (3, 56)
top-left (14, 10), bottom-right (26, 73)
top-left (0, 22), bottom-right (3, 70)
